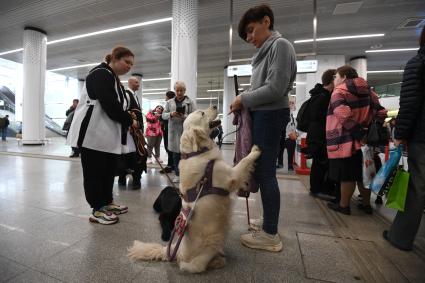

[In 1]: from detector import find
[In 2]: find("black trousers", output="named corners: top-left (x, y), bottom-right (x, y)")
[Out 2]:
top-left (277, 137), bottom-right (296, 169)
top-left (163, 131), bottom-right (173, 168)
top-left (80, 147), bottom-right (117, 210)
top-left (310, 146), bottom-right (339, 197)
top-left (118, 152), bottom-right (144, 182)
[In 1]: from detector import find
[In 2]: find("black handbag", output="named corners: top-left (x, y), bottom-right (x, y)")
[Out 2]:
top-left (367, 120), bottom-right (389, 146)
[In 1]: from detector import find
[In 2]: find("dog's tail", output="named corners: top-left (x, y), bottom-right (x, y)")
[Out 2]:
top-left (127, 241), bottom-right (168, 261)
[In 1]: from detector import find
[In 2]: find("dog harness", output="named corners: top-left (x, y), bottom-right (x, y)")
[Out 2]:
top-left (166, 153), bottom-right (229, 261)
top-left (182, 160), bottom-right (229, 203)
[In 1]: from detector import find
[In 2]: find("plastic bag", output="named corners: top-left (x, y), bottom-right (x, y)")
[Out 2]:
top-left (361, 145), bottom-right (376, 188)
top-left (385, 167), bottom-right (409, 211)
top-left (370, 146), bottom-right (402, 195)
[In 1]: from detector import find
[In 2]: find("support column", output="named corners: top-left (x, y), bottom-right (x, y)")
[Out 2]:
top-left (171, 0), bottom-right (198, 106)
top-left (77, 79), bottom-right (85, 99)
top-left (350, 56), bottom-right (367, 80)
top-left (22, 27), bottom-right (47, 145)
top-left (222, 67), bottom-right (236, 143)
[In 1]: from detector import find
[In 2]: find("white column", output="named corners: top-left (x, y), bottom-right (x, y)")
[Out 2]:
top-left (350, 56), bottom-right (367, 80)
top-left (295, 55), bottom-right (345, 115)
top-left (222, 67), bottom-right (236, 143)
top-left (77, 79), bottom-right (85, 99)
top-left (22, 27), bottom-right (47, 145)
top-left (171, 0), bottom-right (198, 106)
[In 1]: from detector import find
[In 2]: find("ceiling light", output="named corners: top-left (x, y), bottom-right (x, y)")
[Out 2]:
top-left (367, 70), bottom-right (404, 73)
top-left (47, 17), bottom-right (172, 45)
top-left (365, 48), bottom-right (418, 53)
top-left (143, 88), bottom-right (168, 91)
top-left (197, 97), bottom-right (219, 100)
top-left (143, 91), bottom-right (166, 95)
top-left (0, 17), bottom-right (172, 56)
top-left (48, 63), bottom-right (98, 71)
top-left (294, 33), bottom-right (384, 44)
top-left (0, 48), bottom-right (24, 56)
top-left (142, 77), bottom-right (171, 82)
top-left (240, 83), bottom-right (250, 86)
top-left (207, 89), bottom-right (224, 92)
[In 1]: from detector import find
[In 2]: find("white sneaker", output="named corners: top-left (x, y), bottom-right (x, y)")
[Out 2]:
top-left (156, 157), bottom-right (163, 164)
top-left (249, 218), bottom-right (263, 231)
top-left (147, 158), bottom-right (153, 164)
top-left (240, 230), bottom-right (282, 252)
top-left (172, 176), bottom-right (180, 183)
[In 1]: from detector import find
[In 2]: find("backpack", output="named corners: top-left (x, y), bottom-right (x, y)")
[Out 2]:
top-left (296, 95), bottom-right (319, 132)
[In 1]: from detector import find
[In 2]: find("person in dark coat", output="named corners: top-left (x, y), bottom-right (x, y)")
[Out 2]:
top-left (159, 91), bottom-right (175, 174)
top-left (307, 69), bottom-right (340, 201)
top-left (65, 99), bottom-right (80, 157)
top-left (383, 26), bottom-right (425, 251)
top-left (0, 115), bottom-right (9, 141)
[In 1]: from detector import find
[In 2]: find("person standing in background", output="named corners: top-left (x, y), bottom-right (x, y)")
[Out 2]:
top-left (64, 99), bottom-right (79, 157)
top-left (159, 91), bottom-right (175, 174)
top-left (145, 105), bottom-right (164, 164)
top-left (0, 115), bottom-right (9, 141)
top-left (117, 76), bottom-right (145, 190)
top-left (161, 81), bottom-right (196, 183)
top-left (277, 112), bottom-right (297, 172)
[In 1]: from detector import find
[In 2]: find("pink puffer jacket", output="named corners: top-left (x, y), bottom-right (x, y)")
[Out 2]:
top-left (145, 111), bottom-right (163, 137)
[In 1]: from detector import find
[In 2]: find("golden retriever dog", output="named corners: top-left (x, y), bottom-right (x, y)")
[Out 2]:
top-left (128, 106), bottom-right (260, 273)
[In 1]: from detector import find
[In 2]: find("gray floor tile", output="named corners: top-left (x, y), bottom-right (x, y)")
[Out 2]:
top-left (0, 256), bottom-right (28, 282)
top-left (7, 269), bottom-right (62, 283)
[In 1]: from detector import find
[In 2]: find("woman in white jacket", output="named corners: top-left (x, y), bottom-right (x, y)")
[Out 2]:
top-left (67, 46), bottom-right (138, 225)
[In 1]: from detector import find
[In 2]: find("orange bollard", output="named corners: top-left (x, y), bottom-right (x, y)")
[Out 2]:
top-left (295, 137), bottom-right (311, 175)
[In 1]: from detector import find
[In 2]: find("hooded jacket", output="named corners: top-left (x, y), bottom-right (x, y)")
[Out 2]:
top-left (240, 31), bottom-right (297, 111)
top-left (326, 78), bottom-right (386, 159)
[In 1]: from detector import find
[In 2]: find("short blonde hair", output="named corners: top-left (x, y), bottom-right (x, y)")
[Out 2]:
top-left (174, 81), bottom-right (186, 91)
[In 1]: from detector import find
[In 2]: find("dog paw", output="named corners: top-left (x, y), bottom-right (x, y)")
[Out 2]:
top-left (250, 145), bottom-right (261, 159)
top-left (179, 261), bottom-right (205, 273)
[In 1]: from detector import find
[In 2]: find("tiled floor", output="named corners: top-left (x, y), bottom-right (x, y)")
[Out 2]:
top-left (0, 137), bottom-right (424, 282)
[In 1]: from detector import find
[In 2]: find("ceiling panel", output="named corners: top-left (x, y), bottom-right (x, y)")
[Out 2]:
top-left (0, 0), bottom-right (424, 101)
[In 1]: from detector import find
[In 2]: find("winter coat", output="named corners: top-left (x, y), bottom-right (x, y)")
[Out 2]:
top-left (306, 84), bottom-right (332, 154)
top-left (145, 111), bottom-right (163, 137)
top-left (161, 96), bottom-right (196, 153)
top-left (326, 78), bottom-right (386, 159)
top-left (395, 46), bottom-right (425, 142)
top-left (66, 62), bottom-right (133, 154)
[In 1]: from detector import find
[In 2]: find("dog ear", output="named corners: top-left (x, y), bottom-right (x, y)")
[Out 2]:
top-left (181, 127), bottom-right (208, 152)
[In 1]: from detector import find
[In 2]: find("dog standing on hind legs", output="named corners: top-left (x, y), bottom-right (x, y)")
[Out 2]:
top-left (128, 106), bottom-right (261, 273)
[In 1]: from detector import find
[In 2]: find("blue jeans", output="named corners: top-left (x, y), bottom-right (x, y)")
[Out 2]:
top-left (251, 108), bottom-right (290, 235)
top-left (1, 127), bottom-right (7, 140)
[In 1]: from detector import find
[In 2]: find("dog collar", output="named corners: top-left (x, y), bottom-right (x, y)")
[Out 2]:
top-left (180, 147), bottom-right (209, 160)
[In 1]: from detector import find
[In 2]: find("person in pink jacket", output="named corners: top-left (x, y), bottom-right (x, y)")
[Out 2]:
top-left (145, 105), bottom-right (164, 164)
top-left (326, 65), bottom-right (386, 215)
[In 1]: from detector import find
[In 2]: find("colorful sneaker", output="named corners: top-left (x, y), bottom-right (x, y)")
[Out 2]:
top-left (105, 203), bottom-right (128, 215)
top-left (240, 230), bottom-right (283, 252)
top-left (89, 208), bottom-right (118, 225)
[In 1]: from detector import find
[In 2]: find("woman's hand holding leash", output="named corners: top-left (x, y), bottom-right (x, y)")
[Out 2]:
top-left (229, 95), bottom-right (243, 114)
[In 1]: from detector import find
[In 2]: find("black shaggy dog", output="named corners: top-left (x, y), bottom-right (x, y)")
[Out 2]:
top-left (153, 186), bottom-right (182, 241)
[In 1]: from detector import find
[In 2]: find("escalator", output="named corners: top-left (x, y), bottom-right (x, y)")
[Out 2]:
top-left (0, 86), bottom-right (66, 137)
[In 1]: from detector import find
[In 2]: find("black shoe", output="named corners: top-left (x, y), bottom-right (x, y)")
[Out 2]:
top-left (132, 180), bottom-right (141, 190)
top-left (327, 202), bottom-right (351, 215)
top-left (382, 230), bottom-right (412, 251)
top-left (310, 192), bottom-right (336, 201)
top-left (375, 196), bottom-right (383, 205)
top-left (118, 176), bottom-right (126, 186)
top-left (357, 203), bottom-right (373, 215)
top-left (276, 164), bottom-right (283, 169)
top-left (159, 166), bottom-right (173, 174)
top-left (69, 153), bottom-right (79, 158)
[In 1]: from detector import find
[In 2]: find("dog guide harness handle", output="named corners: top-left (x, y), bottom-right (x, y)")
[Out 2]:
top-left (166, 177), bottom-right (207, 261)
